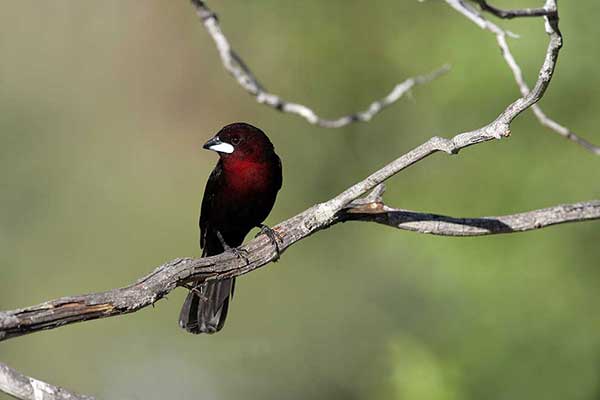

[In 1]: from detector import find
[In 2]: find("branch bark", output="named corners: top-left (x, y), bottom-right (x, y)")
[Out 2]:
top-left (0, 362), bottom-right (93, 400)
top-left (473, 0), bottom-right (551, 19)
top-left (342, 197), bottom-right (600, 237)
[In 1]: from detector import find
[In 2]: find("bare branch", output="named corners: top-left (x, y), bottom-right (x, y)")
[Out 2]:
top-left (446, 0), bottom-right (600, 154)
top-left (531, 108), bottom-right (600, 155)
top-left (473, 0), bottom-right (551, 19)
top-left (342, 199), bottom-right (600, 236)
top-left (0, 362), bottom-right (93, 400)
top-left (189, 0), bottom-right (448, 128)
top-left (1, 194), bottom-right (598, 343)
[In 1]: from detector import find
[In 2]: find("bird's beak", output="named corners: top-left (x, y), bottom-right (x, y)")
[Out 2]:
top-left (203, 136), bottom-right (234, 154)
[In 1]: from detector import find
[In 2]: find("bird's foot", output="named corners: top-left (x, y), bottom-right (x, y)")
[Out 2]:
top-left (230, 246), bottom-right (250, 265)
top-left (215, 230), bottom-right (250, 265)
top-left (256, 224), bottom-right (282, 262)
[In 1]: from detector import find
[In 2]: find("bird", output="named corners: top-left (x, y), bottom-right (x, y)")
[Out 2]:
top-left (179, 122), bottom-right (283, 334)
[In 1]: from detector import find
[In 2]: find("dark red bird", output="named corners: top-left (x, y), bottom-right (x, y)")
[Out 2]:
top-left (179, 122), bottom-right (282, 334)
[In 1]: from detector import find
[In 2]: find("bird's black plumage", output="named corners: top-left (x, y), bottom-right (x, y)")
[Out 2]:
top-left (179, 123), bottom-right (282, 334)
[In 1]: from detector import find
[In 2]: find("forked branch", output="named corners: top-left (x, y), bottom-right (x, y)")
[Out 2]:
top-left (191, 0), bottom-right (599, 154)
top-left (1, 195), bottom-right (598, 343)
top-left (450, 0), bottom-right (600, 154)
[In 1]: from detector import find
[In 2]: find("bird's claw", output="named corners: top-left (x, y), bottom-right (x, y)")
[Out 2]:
top-left (215, 230), bottom-right (250, 265)
top-left (230, 247), bottom-right (250, 265)
top-left (256, 224), bottom-right (282, 262)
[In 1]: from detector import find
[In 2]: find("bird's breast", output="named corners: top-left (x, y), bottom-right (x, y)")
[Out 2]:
top-left (221, 159), bottom-right (276, 198)
top-left (207, 157), bottom-right (280, 238)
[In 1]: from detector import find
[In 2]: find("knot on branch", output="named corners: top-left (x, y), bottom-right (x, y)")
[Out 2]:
top-left (430, 136), bottom-right (457, 154)
top-left (190, 0), bottom-right (219, 22)
top-left (303, 203), bottom-right (336, 232)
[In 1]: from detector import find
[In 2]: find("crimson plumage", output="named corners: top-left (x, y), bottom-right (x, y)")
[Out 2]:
top-left (179, 123), bottom-right (282, 334)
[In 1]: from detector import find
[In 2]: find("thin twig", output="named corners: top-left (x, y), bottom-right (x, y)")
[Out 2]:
top-left (190, 0), bottom-right (449, 128)
top-left (474, 0), bottom-right (551, 19)
top-left (447, 0), bottom-right (600, 154)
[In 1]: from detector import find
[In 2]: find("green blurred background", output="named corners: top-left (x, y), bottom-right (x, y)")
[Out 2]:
top-left (1, 1), bottom-right (599, 399)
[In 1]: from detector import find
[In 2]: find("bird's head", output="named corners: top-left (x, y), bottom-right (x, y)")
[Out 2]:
top-left (203, 122), bottom-right (275, 162)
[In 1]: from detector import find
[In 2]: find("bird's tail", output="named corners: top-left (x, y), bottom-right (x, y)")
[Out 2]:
top-left (178, 278), bottom-right (235, 334)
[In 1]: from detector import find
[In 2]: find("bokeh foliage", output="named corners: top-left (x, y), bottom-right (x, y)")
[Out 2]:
top-left (1, 1), bottom-right (599, 399)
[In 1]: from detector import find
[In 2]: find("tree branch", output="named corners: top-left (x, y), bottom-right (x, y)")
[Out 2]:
top-left (0, 362), bottom-right (93, 400)
top-left (448, 0), bottom-right (600, 154)
top-left (189, 0), bottom-right (449, 128)
top-left (1, 192), bottom-right (598, 343)
top-left (473, 0), bottom-right (551, 19)
top-left (342, 197), bottom-right (600, 237)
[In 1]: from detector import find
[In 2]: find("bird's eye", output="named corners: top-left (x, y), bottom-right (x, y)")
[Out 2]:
top-left (230, 137), bottom-right (241, 145)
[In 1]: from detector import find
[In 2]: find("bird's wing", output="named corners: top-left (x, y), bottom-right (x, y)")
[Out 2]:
top-left (199, 161), bottom-right (223, 251)
top-left (274, 154), bottom-right (283, 192)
